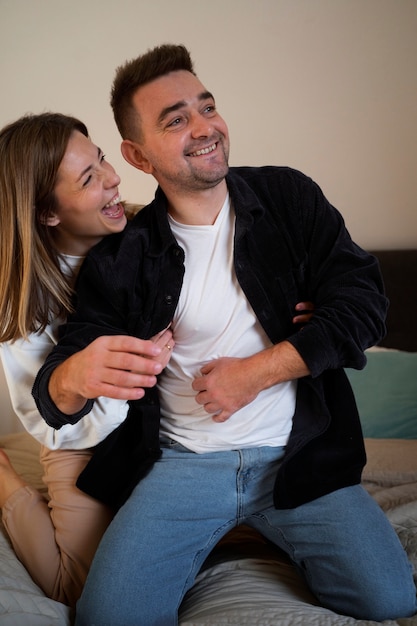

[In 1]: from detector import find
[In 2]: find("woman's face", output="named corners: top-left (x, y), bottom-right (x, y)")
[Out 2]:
top-left (50, 131), bottom-right (127, 255)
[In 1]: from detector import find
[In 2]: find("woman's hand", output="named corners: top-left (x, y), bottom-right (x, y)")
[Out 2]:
top-left (48, 335), bottom-right (167, 414)
top-left (150, 327), bottom-right (175, 369)
top-left (292, 301), bottom-right (314, 325)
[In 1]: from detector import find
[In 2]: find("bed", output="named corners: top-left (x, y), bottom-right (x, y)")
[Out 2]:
top-left (1, 249), bottom-right (416, 626)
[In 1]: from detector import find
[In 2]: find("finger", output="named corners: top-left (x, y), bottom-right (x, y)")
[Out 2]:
top-left (154, 341), bottom-right (175, 367)
top-left (295, 301), bottom-right (314, 312)
top-left (109, 351), bottom-right (163, 375)
top-left (153, 329), bottom-right (174, 348)
top-left (110, 335), bottom-right (163, 358)
top-left (91, 382), bottom-right (147, 401)
top-left (191, 376), bottom-right (206, 392)
top-left (203, 401), bottom-right (221, 414)
top-left (151, 325), bottom-right (172, 341)
top-left (193, 390), bottom-right (206, 405)
top-left (102, 368), bottom-right (159, 389)
top-left (293, 313), bottom-right (313, 324)
top-left (199, 361), bottom-right (215, 376)
top-left (212, 410), bottom-right (230, 423)
top-left (78, 370), bottom-right (157, 401)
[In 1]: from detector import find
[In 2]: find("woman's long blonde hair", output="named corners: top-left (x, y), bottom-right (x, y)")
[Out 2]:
top-left (0, 113), bottom-right (89, 342)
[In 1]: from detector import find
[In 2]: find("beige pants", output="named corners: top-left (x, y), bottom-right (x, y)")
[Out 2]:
top-left (2, 446), bottom-right (113, 607)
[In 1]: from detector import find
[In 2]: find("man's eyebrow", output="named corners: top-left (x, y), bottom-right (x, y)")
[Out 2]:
top-left (157, 91), bottom-right (215, 125)
top-left (76, 147), bottom-right (101, 182)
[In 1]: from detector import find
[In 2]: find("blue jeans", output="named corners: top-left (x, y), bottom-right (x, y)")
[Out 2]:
top-left (75, 441), bottom-right (416, 626)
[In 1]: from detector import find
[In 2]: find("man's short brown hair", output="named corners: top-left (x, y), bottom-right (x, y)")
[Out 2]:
top-left (111, 44), bottom-right (195, 141)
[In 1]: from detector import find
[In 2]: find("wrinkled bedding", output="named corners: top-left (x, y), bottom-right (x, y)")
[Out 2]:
top-left (0, 433), bottom-right (416, 626)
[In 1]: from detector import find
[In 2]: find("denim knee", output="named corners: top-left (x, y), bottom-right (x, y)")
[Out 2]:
top-left (320, 566), bottom-right (417, 621)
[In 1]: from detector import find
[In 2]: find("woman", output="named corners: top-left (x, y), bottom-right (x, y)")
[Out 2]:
top-left (0, 112), bottom-right (174, 607)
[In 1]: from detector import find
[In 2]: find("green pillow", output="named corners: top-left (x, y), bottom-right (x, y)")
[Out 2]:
top-left (346, 349), bottom-right (417, 439)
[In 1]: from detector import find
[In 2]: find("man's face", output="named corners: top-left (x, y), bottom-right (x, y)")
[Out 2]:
top-left (130, 70), bottom-right (230, 194)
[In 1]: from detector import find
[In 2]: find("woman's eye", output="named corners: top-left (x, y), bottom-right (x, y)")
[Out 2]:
top-left (82, 175), bottom-right (92, 187)
top-left (100, 153), bottom-right (106, 162)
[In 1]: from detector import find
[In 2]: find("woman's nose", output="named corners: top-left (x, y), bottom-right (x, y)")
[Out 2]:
top-left (104, 164), bottom-right (121, 188)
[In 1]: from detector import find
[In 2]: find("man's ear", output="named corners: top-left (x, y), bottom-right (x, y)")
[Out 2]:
top-left (121, 140), bottom-right (153, 174)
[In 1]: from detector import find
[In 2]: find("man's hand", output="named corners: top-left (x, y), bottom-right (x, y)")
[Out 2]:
top-left (192, 357), bottom-right (258, 422)
top-left (49, 330), bottom-right (174, 415)
top-left (192, 341), bottom-right (310, 423)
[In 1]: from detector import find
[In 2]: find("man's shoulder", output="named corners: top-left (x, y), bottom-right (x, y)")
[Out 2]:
top-left (227, 166), bottom-right (316, 210)
top-left (228, 165), bottom-right (311, 185)
top-left (86, 219), bottom-right (149, 267)
top-left (87, 230), bottom-right (126, 258)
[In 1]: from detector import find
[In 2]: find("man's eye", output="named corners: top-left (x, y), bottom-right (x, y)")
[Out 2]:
top-left (100, 153), bottom-right (106, 162)
top-left (82, 175), bottom-right (92, 187)
top-left (168, 117), bottom-right (182, 127)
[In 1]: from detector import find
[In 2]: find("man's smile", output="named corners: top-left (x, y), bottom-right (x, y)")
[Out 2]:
top-left (187, 143), bottom-right (217, 157)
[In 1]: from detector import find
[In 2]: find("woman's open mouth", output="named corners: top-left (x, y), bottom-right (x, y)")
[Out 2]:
top-left (102, 194), bottom-right (124, 218)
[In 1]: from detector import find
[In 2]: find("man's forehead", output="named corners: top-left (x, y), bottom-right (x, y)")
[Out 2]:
top-left (132, 71), bottom-right (212, 115)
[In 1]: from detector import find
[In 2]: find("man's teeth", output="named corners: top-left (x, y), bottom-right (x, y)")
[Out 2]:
top-left (189, 143), bottom-right (216, 157)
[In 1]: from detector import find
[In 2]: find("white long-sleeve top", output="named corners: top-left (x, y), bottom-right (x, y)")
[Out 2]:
top-left (0, 254), bottom-right (128, 449)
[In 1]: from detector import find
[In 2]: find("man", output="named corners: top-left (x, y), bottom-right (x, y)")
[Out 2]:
top-left (33, 44), bottom-right (416, 625)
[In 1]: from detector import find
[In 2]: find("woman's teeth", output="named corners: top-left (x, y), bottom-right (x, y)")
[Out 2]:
top-left (104, 194), bottom-right (122, 209)
top-left (102, 194), bottom-right (123, 217)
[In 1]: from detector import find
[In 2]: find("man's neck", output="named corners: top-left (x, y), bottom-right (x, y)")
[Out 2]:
top-left (165, 180), bottom-right (228, 226)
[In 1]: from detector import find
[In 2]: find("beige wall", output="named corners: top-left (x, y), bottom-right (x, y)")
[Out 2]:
top-left (1, 0), bottom-right (416, 250)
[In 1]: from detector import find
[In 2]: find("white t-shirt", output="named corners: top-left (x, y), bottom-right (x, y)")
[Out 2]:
top-left (0, 254), bottom-right (128, 450)
top-left (159, 195), bottom-right (296, 453)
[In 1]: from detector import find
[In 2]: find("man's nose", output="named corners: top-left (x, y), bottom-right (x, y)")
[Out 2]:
top-left (190, 113), bottom-right (213, 138)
